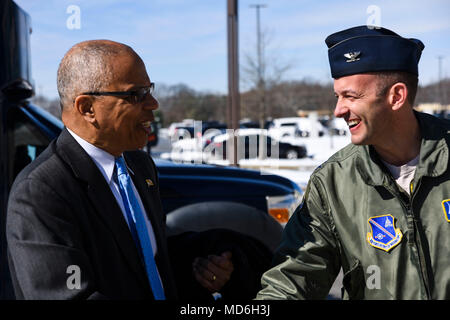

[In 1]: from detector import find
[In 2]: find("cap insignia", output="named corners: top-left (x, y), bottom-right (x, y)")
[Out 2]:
top-left (344, 51), bottom-right (361, 62)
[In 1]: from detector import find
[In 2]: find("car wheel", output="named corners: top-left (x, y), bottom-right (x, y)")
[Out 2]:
top-left (286, 149), bottom-right (299, 159)
top-left (166, 202), bottom-right (281, 300)
top-left (165, 201), bottom-right (283, 252)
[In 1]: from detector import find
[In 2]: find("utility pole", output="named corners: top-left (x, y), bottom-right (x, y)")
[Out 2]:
top-left (250, 4), bottom-right (267, 159)
top-left (250, 4), bottom-right (267, 130)
top-left (437, 55), bottom-right (444, 105)
top-left (227, 0), bottom-right (240, 166)
top-left (250, 4), bottom-right (266, 88)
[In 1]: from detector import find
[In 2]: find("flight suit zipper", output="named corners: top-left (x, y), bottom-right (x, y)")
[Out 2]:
top-left (409, 179), bottom-right (432, 299)
top-left (384, 180), bottom-right (431, 299)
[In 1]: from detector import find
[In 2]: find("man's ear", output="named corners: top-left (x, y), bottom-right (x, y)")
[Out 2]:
top-left (388, 82), bottom-right (408, 111)
top-left (74, 95), bottom-right (96, 123)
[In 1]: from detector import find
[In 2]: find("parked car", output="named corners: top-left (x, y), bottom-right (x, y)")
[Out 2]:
top-left (171, 125), bottom-right (198, 140)
top-left (0, 0), bottom-right (303, 299)
top-left (210, 129), bottom-right (307, 160)
top-left (202, 127), bottom-right (227, 148)
top-left (319, 116), bottom-right (348, 136)
top-left (170, 120), bottom-right (227, 142)
top-left (239, 119), bottom-right (260, 129)
top-left (268, 117), bottom-right (326, 139)
top-left (167, 119), bottom-right (195, 139)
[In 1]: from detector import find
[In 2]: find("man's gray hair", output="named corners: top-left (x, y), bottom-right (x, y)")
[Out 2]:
top-left (57, 40), bottom-right (132, 110)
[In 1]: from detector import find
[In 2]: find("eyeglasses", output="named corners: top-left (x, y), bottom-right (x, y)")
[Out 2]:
top-left (81, 83), bottom-right (155, 103)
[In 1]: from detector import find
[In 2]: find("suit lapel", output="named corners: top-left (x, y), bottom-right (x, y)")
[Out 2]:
top-left (55, 129), bottom-right (150, 290)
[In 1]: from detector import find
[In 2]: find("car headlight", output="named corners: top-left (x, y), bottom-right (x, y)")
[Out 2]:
top-left (266, 190), bottom-right (303, 226)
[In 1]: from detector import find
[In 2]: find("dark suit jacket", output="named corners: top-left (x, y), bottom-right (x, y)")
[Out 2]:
top-left (6, 128), bottom-right (178, 299)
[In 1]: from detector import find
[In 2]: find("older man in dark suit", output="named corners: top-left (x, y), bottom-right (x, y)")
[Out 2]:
top-left (6, 40), bottom-right (233, 299)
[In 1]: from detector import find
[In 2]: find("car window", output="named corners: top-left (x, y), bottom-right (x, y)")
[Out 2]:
top-left (7, 107), bottom-right (51, 186)
top-left (280, 123), bottom-right (296, 127)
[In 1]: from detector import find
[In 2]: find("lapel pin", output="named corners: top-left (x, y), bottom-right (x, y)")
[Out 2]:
top-left (145, 179), bottom-right (154, 187)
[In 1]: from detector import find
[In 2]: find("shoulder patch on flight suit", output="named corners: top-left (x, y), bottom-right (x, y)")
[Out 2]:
top-left (366, 214), bottom-right (403, 252)
top-left (442, 199), bottom-right (450, 222)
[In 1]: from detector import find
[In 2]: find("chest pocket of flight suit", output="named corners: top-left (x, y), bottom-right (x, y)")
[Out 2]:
top-left (341, 259), bottom-right (365, 300)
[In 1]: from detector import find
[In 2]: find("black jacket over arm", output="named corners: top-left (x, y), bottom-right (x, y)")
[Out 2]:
top-left (6, 128), bottom-right (178, 299)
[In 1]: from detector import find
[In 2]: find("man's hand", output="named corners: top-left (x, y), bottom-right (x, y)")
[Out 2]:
top-left (192, 251), bottom-right (234, 293)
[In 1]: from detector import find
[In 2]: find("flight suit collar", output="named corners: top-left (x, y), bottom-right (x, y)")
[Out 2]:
top-left (356, 111), bottom-right (449, 187)
top-left (414, 111), bottom-right (449, 179)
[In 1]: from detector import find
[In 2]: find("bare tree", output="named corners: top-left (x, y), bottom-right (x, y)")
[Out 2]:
top-left (241, 28), bottom-right (293, 128)
top-left (155, 84), bottom-right (227, 126)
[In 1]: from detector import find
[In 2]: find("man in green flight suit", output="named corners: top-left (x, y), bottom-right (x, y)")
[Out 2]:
top-left (256, 25), bottom-right (450, 299)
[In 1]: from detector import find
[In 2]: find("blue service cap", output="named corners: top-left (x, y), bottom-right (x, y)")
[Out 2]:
top-left (325, 25), bottom-right (424, 79)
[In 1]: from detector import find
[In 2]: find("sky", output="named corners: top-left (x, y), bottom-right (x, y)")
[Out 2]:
top-left (12, 0), bottom-right (450, 100)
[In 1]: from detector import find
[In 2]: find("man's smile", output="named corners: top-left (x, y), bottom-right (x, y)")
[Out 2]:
top-left (347, 119), bottom-right (361, 130)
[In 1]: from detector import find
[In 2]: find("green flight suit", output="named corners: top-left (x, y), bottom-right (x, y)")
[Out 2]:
top-left (256, 112), bottom-right (450, 299)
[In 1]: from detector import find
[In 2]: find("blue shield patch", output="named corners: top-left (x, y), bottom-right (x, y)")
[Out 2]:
top-left (366, 214), bottom-right (403, 252)
top-left (442, 199), bottom-right (450, 222)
